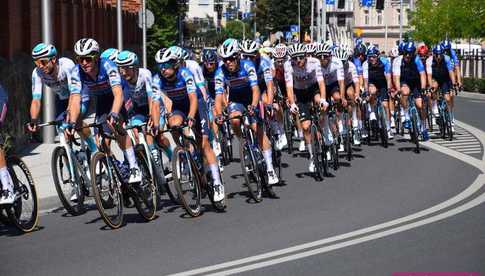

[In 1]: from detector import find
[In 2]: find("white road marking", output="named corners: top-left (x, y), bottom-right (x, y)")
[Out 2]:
top-left (460, 150), bottom-right (482, 154)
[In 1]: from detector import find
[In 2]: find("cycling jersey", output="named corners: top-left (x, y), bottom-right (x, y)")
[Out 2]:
top-left (343, 61), bottom-right (359, 86)
top-left (392, 55), bottom-right (425, 91)
top-left (121, 68), bottom-right (153, 122)
top-left (254, 55), bottom-right (273, 93)
top-left (321, 58), bottom-right (344, 85)
top-left (284, 57), bottom-right (323, 90)
top-left (353, 57), bottom-right (364, 76)
top-left (363, 57), bottom-right (391, 89)
top-left (32, 57), bottom-right (76, 101)
top-left (202, 65), bottom-right (217, 100)
top-left (152, 67), bottom-right (196, 116)
top-left (70, 58), bottom-right (121, 97)
top-left (185, 60), bottom-right (206, 92)
top-left (445, 48), bottom-right (459, 67)
top-left (215, 59), bottom-right (258, 107)
top-left (426, 55), bottom-right (454, 91)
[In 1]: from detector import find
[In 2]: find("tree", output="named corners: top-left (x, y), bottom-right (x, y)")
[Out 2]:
top-left (224, 20), bottom-right (252, 40)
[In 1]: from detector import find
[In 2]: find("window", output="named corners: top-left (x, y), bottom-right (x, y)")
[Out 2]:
top-left (377, 10), bottom-right (382, 25)
top-left (199, 0), bottom-right (209, 5)
top-left (337, 14), bottom-right (346, 26)
top-left (364, 10), bottom-right (369, 25)
top-left (396, 8), bottom-right (401, 25)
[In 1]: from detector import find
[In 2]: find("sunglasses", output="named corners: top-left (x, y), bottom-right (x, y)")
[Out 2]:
top-left (292, 56), bottom-right (305, 61)
top-left (34, 58), bottom-right (53, 67)
top-left (317, 54), bottom-right (331, 59)
top-left (76, 55), bottom-right (96, 63)
top-left (205, 61), bottom-right (217, 66)
top-left (275, 59), bottom-right (285, 64)
top-left (159, 61), bottom-right (177, 70)
top-left (223, 56), bottom-right (238, 63)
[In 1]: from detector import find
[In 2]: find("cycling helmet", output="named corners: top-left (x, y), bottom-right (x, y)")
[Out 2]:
top-left (32, 43), bottom-right (57, 59)
top-left (390, 46), bottom-right (399, 58)
top-left (287, 43), bottom-right (307, 58)
top-left (333, 46), bottom-right (349, 61)
top-left (441, 39), bottom-right (452, 50)
top-left (403, 41), bottom-right (416, 54)
top-left (155, 46), bottom-right (180, 64)
top-left (218, 38), bottom-right (240, 58)
top-left (180, 48), bottom-right (191, 60)
top-left (74, 38), bottom-right (100, 56)
top-left (366, 45), bottom-right (379, 57)
top-left (417, 44), bottom-right (429, 56)
top-left (306, 43), bottom-right (317, 55)
top-left (115, 50), bottom-right (138, 67)
top-left (272, 44), bottom-right (287, 59)
top-left (100, 48), bottom-right (119, 61)
top-left (432, 44), bottom-right (445, 55)
top-left (316, 41), bottom-right (333, 55)
top-left (262, 40), bottom-right (272, 48)
top-left (202, 48), bottom-right (217, 62)
top-left (240, 39), bottom-right (260, 55)
top-left (354, 43), bottom-right (367, 56)
top-left (398, 41), bottom-right (405, 54)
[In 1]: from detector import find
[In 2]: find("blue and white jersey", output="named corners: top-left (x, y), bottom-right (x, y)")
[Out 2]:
top-left (215, 59), bottom-right (259, 106)
top-left (425, 55), bottom-right (454, 74)
top-left (185, 59), bottom-right (207, 100)
top-left (446, 48), bottom-right (459, 67)
top-left (121, 68), bottom-right (153, 108)
top-left (254, 55), bottom-right (273, 92)
top-left (70, 58), bottom-right (121, 97)
top-left (32, 57), bottom-right (76, 101)
top-left (392, 55), bottom-right (425, 76)
top-left (353, 57), bottom-right (364, 76)
top-left (362, 56), bottom-right (392, 79)
top-left (152, 67), bottom-right (197, 114)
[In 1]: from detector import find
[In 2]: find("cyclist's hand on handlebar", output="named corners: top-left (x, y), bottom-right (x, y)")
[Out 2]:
top-left (341, 97), bottom-right (348, 108)
top-left (290, 103), bottom-right (299, 114)
top-left (186, 116), bottom-right (196, 128)
top-left (215, 114), bottom-right (224, 125)
top-left (60, 121), bottom-right (75, 137)
top-left (319, 98), bottom-right (329, 111)
top-left (247, 105), bottom-right (256, 116)
top-left (27, 119), bottom-right (39, 133)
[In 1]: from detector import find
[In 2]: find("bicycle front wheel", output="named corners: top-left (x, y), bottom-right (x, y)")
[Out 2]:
top-left (311, 125), bottom-right (324, 181)
top-left (51, 147), bottom-right (86, 216)
top-left (90, 152), bottom-right (124, 229)
top-left (239, 142), bottom-right (263, 202)
top-left (6, 156), bottom-right (38, 233)
top-left (411, 112), bottom-right (420, 153)
top-left (172, 146), bottom-right (202, 217)
top-left (131, 146), bottom-right (157, 221)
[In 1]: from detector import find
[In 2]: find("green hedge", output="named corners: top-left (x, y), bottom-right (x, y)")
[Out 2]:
top-left (463, 77), bottom-right (485, 93)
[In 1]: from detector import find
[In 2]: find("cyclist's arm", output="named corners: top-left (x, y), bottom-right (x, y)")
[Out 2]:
top-left (151, 100), bottom-right (161, 127)
top-left (315, 61), bottom-right (326, 100)
top-left (110, 85), bottom-right (124, 115)
top-left (30, 69), bottom-right (43, 121)
top-left (337, 62), bottom-right (345, 100)
top-left (392, 57), bottom-right (401, 89)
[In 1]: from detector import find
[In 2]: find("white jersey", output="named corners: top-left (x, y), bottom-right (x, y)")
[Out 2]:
top-left (344, 61), bottom-right (359, 85)
top-left (185, 59), bottom-right (205, 88)
top-left (284, 57), bottom-right (323, 90)
top-left (320, 57), bottom-right (344, 85)
top-left (31, 57), bottom-right (76, 101)
top-left (121, 68), bottom-right (153, 107)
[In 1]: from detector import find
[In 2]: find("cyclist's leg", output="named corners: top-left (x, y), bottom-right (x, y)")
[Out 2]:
top-left (400, 83), bottom-right (411, 124)
top-left (379, 87), bottom-right (391, 135)
top-left (0, 100), bottom-right (14, 204)
top-left (368, 84), bottom-right (378, 121)
top-left (226, 102), bottom-right (244, 138)
top-left (431, 79), bottom-right (440, 117)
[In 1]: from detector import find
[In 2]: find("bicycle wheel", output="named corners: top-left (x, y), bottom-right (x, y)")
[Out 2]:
top-left (283, 109), bottom-right (294, 154)
top-left (344, 114), bottom-right (353, 161)
top-left (131, 146), bottom-right (157, 221)
top-left (331, 143), bottom-right (339, 170)
top-left (90, 152), bottom-right (124, 229)
top-left (223, 122), bottom-right (234, 163)
top-left (445, 108), bottom-right (453, 141)
top-left (311, 125), bottom-right (324, 181)
top-left (51, 146), bottom-right (85, 216)
top-left (6, 156), bottom-right (38, 233)
top-left (427, 104), bottom-right (434, 132)
top-left (378, 109), bottom-right (388, 148)
top-left (239, 141), bottom-right (263, 202)
top-left (172, 146), bottom-right (202, 217)
top-left (411, 112), bottom-right (420, 153)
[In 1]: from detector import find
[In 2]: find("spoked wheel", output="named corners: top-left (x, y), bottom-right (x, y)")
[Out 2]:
top-left (331, 143), bottom-right (339, 171)
top-left (131, 146), bottom-right (157, 221)
top-left (411, 113), bottom-right (420, 153)
top-left (6, 156), bottom-right (38, 233)
top-left (172, 146), bottom-right (202, 217)
top-left (51, 147), bottom-right (86, 216)
top-left (321, 144), bottom-right (330, 177)
top-left (90, 152), bottom-right (124, 229)
top-left (427, 105), bottom-right (434, 132)
top-left (378, 111), bottom-right (388, 148)
top-left (311, 125), bottom-right (324, 181)
top-left (445, 109), bottom-right (453, 141)
top-left (283, 109), bottom-right (294, 154)
top-left (239, 142), bottom-right (263, 203)
top-left (222, 122), bottom-right (234, 164)
top-left (345, 132), bottom-right (353, 161)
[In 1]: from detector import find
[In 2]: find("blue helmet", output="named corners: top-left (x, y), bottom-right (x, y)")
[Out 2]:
top-left (115, 50), bottom-right (139, 67)
top-left (403, 41), bottom-right (416, 54)
top-left (354, 43), bottom-right (367, 56)
top-left (441, 39), bottom-right (452, 50)
top-left (202, 48), bottom-right (217, 62)
top-left (366, 45), bottom-right (379, 57)
top-left (32, 43), bottom-right (57, 59)
top-left (398, 41), bottom-right (405, 54)
top-left (101, 48), bottom-right (119, 61)
top-left (432, 44), bottom-right (445, 55)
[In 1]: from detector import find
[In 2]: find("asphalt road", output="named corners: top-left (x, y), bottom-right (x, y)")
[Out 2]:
top-left (1, 95), bottom-right (484, 276)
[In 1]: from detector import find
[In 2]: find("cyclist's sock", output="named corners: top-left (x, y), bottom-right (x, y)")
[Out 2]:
top-left (124, 147), bottom-right (139, 169)
top-left (298, 130), bottom-right (303, 139)
top-left (148, 143), bottom-right (156, 151)
top-left (85, 135), bottom-right (97, 153)
top-left (432, 101), bottom-right (439, 114)
top-left (263, 149), bottom-right (274, 172)
top-left (352, 109), bottom-right (358, 127)
top-left (209, 164), bottom-right (221, 185)
top-left (306, 143), bottom-right (313, 159)
top-left (0, 167), bottom-right (13, 193)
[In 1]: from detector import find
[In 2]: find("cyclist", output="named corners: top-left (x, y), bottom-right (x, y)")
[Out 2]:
top-left (151, 46), bottom-right (225, 202)
top-left (214, 38), bottom-right (279, 185)
top-left (28, 43), bottom-right (97, 159)
top-left (363, 45), bottom-right (393, 139)
top-left (388, 46), bottom-right (400, 132)
top-left (392, 41), bottom-right (429, 141)
top-left (353, 43), bottom-right (367, 86)
top-left (425, 44), bottom-right (457, 132)
top-left (0, 83), bottom-right (14, 205)
top-left (316, 41), bottom-right (346, 151)
top-left (284, 43), bottom-right (328, 173)
top-left (441, 39), bottom-right (462, 90)
top-left (334, 45), bottom-right (361, 145)
top-left (100, 48), bottom-right (119, 61)
top-left (67, 38), bottom-right (142, 184)
top-left (272, 44), bottom-right (290, 150)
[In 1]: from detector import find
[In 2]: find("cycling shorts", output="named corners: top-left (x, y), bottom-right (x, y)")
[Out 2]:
top-left (294, 83), bottom-right (319, 104)
top-left (227, 102), bottom-right (261, 125)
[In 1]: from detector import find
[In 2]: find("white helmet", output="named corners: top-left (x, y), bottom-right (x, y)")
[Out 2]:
top-left (240, 39), bottom-right (260, 55)
top-left (155, 46), bottom-right (181, 64)
top-left (390, 46), bottom-right (400, 58)
top-left (218, 38), bottom-right (240, 58)
top-left (316, 41), bottom-right (333, 55)
top-left (306, 43), bottom-right (317, 54)
top-left (74, 38), bottom-right (100, 56)
top-left (333, 46), bottom-right (349, 61)
top-left (287, 43), bottom-right (307, 58)
top-left (262, 40), bottom-right (272, 48)
top-left (272, 44), bottom-right (287, 59)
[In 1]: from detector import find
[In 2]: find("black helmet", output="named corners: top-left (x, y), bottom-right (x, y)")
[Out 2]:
top-left (202, 48), bottom-right (217, 63)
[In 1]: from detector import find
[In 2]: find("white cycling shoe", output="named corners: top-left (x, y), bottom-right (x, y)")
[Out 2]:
top-left (308, 160), bottom-right (315, 173)
top-left (213, 184), bottom-right (225, 202)
top-left (276, 134), bottom-right (288, 151)
top-left (267, 170), bottom-right (279, 185)
top-left (0, 190), bottom-right (15, 205)
top-left (128, 167), bottom-right (142, 184)
top-left (298, 140), bottom-right (306, 152)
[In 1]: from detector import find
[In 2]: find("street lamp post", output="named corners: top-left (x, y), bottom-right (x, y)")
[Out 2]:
top-left (142, 0), bottom-right (147, 68)
top-left (117, 0), bottom-right (123, 50)
top-left (399, 0), bottom-right (403, 43)
top-left (41, 0), bottom-right (55, 143)
top-left (298, 0), bottom-right (301, 42)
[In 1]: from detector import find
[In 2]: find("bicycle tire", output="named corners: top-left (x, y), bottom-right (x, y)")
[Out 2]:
top-left (411, 112), bottom-right (420, 153)
top-left (239, 141), bottom-right (263, 202)
top-left (311, 125), bottom-right (324, 180)
top-left (172, 146), bottom-right (202, 217)
top-left (90, 152), bottom-right (124, 229)
top-left (131, 146), bottom-right (157, 221)
top-left (378, 108), bottom-right (388, 148)
top-left (344, 113), bottom-right (353, 161)
top-left (283, 109), bottom-right (294, 154)
top-left (427, 104), bottom-right (434, 133)
top-left (51, 146), bottom-right (86, 216)
top-left (6, 156), bottom-right (38, 233)
top-left (331, 143), bottom-right (339, 170)
top-left (445, 108), bottom-right (453, 141)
